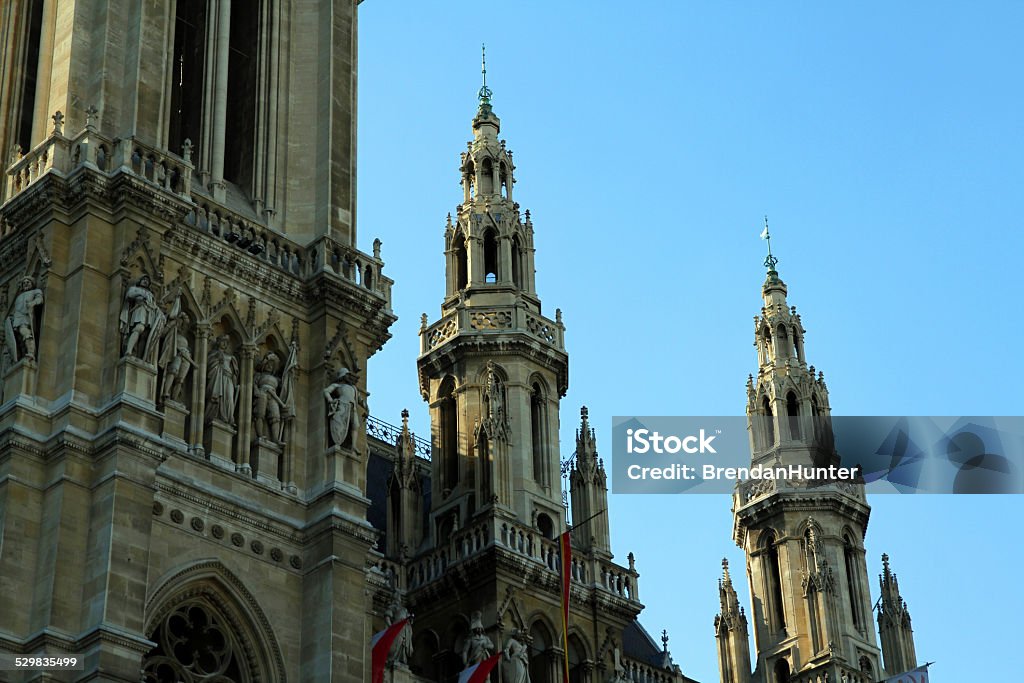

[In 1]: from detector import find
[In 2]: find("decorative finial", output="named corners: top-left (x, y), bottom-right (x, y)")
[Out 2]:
top-left (581, 405), bottom-right (589, 420)
top-left (722, 557), bottom-right (730, 578)
top-left (760, 215), bottom-right (778, 272)
top-left (401, 408), bottom-right (409, 429)
top-left (51, 111), bottom-right (64, 136)
top-left (478, 44), bottom-right (493, 104)
top-left (661, 630), bottom-right (669, 652)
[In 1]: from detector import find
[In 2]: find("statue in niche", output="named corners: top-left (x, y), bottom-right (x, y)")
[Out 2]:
top-left (503, 629), bottom-right (531, 683)
top-left (324, 367), bottom-right (359, 448)
top-left (119, 274), bottom-right (165, 362)
top-left (252, 344), bottom-right (297, 444)
top-left (4, 276), bottom-right (43, 362)
top-left (385, 593), bottom-right (414, 666)
top-left (461, 611), bottom-right (494, 666)
top-left (608, 647), bottom-right (630, 683)
top-left (157, 295), bottom-right (195, 404)
top-left (205, 335), bottom-right (239, 425)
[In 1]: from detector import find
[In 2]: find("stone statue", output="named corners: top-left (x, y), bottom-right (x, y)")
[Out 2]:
top-left (205, 335), bottom-right (239, 425)
top-left (252, 344), bottom-right (297, 444)
top-left (119, 275), bottom-right (165, 362)
top-left (4, 276), bottom-right (43, 362)
top-left (461, 611), bottom-right (493, 667)
top-left (157, 295), bottom-right (194, 404)
top-left (385, 594), bottom-right (414, 666)
top-left (503, 629), bottom-right (531, 683)
top-left (485, 360), bottom-right (504, 421)
top-left (324, 367), bottom-right (358, 447)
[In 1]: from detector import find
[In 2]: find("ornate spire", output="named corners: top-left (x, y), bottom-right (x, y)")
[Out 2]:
top-left (878, 553), bottom-right (918, 676)
top-left (478, 43), bottom-right (492, 105)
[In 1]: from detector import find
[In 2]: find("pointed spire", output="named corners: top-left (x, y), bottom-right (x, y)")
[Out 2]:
top-left (760, 215), bottom-right (778, 274)
top-left (478, 43), bottom-right (493, 105)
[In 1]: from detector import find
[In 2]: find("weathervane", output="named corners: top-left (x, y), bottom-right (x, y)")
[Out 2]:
top-left (478, 43), bottom-right (493, 104)
top-left (760, 215), bottom-right (778, 272)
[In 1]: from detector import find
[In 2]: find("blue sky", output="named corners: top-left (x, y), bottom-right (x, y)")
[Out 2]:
top-left (355, 3), bottom-right (1024, 681)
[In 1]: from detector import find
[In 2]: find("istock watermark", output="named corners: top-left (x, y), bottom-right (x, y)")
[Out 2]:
top-left (611, 416), bottom-right (1024, 494)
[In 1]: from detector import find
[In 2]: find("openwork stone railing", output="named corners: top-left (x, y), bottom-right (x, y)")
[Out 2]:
top-left (421, 303), bottom-right (565, 353)
top-left (406, 517), bottom-right (637, 604)
top-left (737, 475), bottom-right (867, 506)
top-left (5, 115), bottom-right (194, 203)
top-left (620, 659), bottom-right (676, 683)
top-left (791, 666), bottom-right (877, 683)
top-left (366, 414), bottom-right (431, 461)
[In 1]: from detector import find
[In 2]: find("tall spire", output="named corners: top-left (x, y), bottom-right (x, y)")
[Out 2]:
top-left (714, 558), bottom-right (751, 683)
top-left (478, 43), bottom-right (492, 105)
top-left (878, 553), bottom-right (918, 676)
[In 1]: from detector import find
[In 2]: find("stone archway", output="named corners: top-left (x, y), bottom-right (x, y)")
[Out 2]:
top-left (142, 560), bottom-right (286, 683)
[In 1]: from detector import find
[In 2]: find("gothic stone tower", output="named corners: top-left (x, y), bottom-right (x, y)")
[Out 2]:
top-left (717, 259), bottom-right (920, 683)
top-left (410, 82), bottom-right (646, 683)
top-left (0, 2), bottom-right (396, 681)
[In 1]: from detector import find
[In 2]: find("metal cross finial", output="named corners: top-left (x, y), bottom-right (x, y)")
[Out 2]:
top-left (478, 43), bottom-right (493, 104)
top-left (762, 215), bottom-right (779, 272)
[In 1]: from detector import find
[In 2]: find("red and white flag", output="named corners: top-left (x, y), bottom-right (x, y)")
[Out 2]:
top-left (457, 652), bottom-right (501, 683)
top-left (883, 664), bottom-right (930, 683)
top-left (370, 618), bottom-right (408, 683)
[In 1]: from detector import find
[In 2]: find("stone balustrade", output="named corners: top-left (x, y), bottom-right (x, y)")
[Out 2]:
top-left (791, 666), bottom-right (877, 683)
top-left (620, 658), bottom-right (676, 683)
top-left (421, 303), bottom-right (565, 353)
top-left (5, 122), bottom-right (194, 203)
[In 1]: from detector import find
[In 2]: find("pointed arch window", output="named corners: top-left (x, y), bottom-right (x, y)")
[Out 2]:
top-left (762, 531), bottom-right (786, 632)
top-left (500, 162), bottom-right (510, 199)
top-left (438, 378), bottom-right (459, 492)
top-left (483, 229), bottom-right (499, 283)
top-left (762, 396), bottom-right (776, 448)
top-left (452, 233), bottom-right (468, 291)
top-left (529, 622), bottom-right (554, 683)
top-left (844, 533), bottom-right (865, 632)
top-left (12, 0), bottom-right (46, 155)
top-left (480, 158), bottom-right (494, 195)
top-left (776, 325), bottom-right (789, 359)
top-left (772, 658), bottom-right (790, 683)
top-left (169, 0), bottom-right (207, 163)
top-left (531, 382), bottom-right (548, 486)
top-left (761, 326), bottom-right (773, 364)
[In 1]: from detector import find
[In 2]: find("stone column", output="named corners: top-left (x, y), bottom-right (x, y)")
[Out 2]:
top-left (235, 344), bottom-right (256, 473)
top-left (500, 235), bottom-right (513, 284)
top-left (190, 326), bottom-right (211, 454)
top-left (209, 0), bottom-right (230, 198)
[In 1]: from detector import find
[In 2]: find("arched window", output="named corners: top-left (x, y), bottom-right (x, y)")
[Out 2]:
top-left (811, 394), bottom-right (821, 441)
top-left (11, 0), bottom-right (45, 154)
top-left (500, 163), bottom-right (510, 198)
top-left (761, 326), bottom-right (773, 363)
top-left (170, 1), bottom-right (208, 160)
top-left (763, 531), bottom-right (786, 632)
top-left (438, 378), bottom-right (458, 492)
top-left (477, 430), bottom-right (492, 501)
top-left (411, 630), bottom-right (439, 679)
top-left (567, 636), bottom-right (587, 683)
top-left (772, 658), bottom-right (790, 683)
top-left (536, 512), bottom-right (554, 540)
top-left (844, 533), bottom-right (864, 631)
top-left (531, 382), bottom-right (547, 485)
top-left (786, 391), bottom-right (800, 440)
top-left (223, 2), bottom-right (259, 190)
top-left (464, 160), bottom-right (475, 199)
top-left (483, 229), bottom-right (499, 283)
top-left (859, 656), bottom-right (875, 677)
top-left (529, 622), bottom-right (553, 683)
top-left (452, 233), bottom-right (468, 290)
top-left (762, 396), bottom-right (776, 448)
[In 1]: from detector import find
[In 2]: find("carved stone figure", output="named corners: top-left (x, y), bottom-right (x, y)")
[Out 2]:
top-left (5, 276), bottom-right (43, 362)
top-left (205, 335), bottom-right (239, 425)
top-left (503, 629), bottom-right (530, 683)
top-left (484, 360), bottom-right (504, 421)
top-left (461, 611), bottom-right (493, 666)
top-left (324, 367), bottom-right (358, 447)
top-left (608, 647), bottom-right (630, 683)
top-left (119, 275), bottom-right (165, 362)
top-left (157, 295), bottom-right (194, 404)
top-left (252, 345), bottom-right (297, 444)
top-left (385, 595), bottom-right (413, 666)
